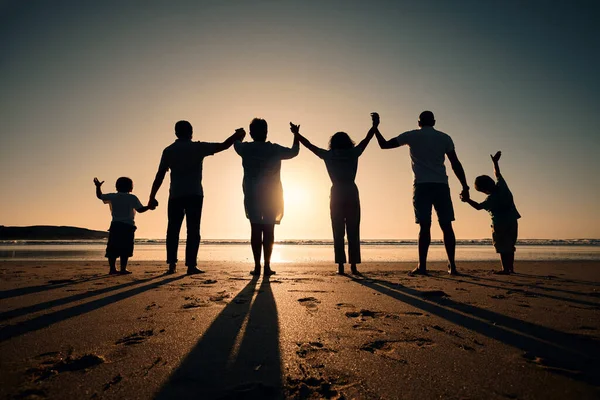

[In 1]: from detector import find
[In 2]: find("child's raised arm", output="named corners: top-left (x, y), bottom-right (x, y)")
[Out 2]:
top-left (93, 177), bottom-right (104, 199)
top-left (491, 151), bottom-right (502, 179)
top-left (289, 122), bottom-right (326, 158)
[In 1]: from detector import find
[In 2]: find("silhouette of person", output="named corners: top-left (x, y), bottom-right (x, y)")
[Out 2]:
top-left (94, 177), bottom-right (155, 275)
top-left (234, 118), bottom-right (299, 276)
top-left (291, 114), bottom-right (377, 275)
top-left (461, 151), bottom-right (521, 274)
top-left (374, 111), bottom-right (469, 275)
top-left (149, 121), bottom-right (245, 275)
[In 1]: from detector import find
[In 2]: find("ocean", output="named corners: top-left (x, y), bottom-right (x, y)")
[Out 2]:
top-left (1, 239), bottom-right (599, 263)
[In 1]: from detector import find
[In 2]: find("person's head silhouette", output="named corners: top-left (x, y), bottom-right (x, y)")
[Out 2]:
top-left (249, 118), bottom-right (268, 142)
top-left (175, 120), bottom-right (193, 139)
top-left (115, 177), bottom-right (134, 193)
top-left (329, 132), bottom-right (355, 150)
top-left (418, 111), bottom-right (435, 127)
top-left (474, 175), bottom-right (496, 194)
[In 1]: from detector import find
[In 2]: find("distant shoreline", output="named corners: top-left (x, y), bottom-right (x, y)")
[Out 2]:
top-left (0, 225), bottom-right (108, 240)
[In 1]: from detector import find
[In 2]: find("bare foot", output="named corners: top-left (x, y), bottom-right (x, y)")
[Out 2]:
top-left (166, 264), bottom-right (177, 275)
top-left (119, 269), bottom-right (132, 275)
top-left (409, 267), bottom-right (427, 276)
top-left (448, 265), bottom-right (459, 276)
top-left (493, 270), bottom-right (511, 275)
top-left (264, 269), bottom-right (276, 276)
top-left (250, 269), bottom-right (261, 276)
top-left (109, 269), bottom-right (118, 275)
top-left (186, 267), bottom-right (205, 275)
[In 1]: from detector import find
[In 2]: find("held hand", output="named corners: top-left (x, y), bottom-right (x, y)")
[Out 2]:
top-left (491, 151), bottom-right (501, 163)
top-left (459, 192), bottom-right (470, 202)
top-left (148, 198), bottom-right (159, 210)
top-left (289, 122), bottom-right (300, 135)
top-left (371, 112), bottom-right (380, 128)
top-left (93, 177), bottom-right (104, 187)
top-left (148, 199), bottom-right (159, 210)
top-left (235, 128), bottom-right (246, 140)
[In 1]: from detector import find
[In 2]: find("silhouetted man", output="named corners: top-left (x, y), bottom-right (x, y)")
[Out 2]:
top-left (373, 111), bottom-right (469, 275)
top-left (149, 121), bottom-right (244, 275)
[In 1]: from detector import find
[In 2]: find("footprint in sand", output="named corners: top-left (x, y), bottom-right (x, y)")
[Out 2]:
top-left (115, 330), bottom-right (154, 345)
top-left (298, 297), bottom-right (321, 311)
top-left (296, 341), bottom-right (337, 358)
top-left (27, 353), bottom-right (105, 382)
top-left (182, 295), bottom-right (210, 309)
top-left (361, 337), bottom-right (434, 360)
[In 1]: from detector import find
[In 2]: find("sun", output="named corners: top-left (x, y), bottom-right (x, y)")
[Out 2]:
top-left (283, 183), bottom-right (312, 211)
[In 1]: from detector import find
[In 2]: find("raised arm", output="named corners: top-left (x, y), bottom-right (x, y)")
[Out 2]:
top-left (213, 128), bottom-right (246, 154)
top-left (290, 122), bottom-right (326, 158)
top-left (371, 112), bottom-right (401, 149)
top-left (93, 178), bottom-right (104, 199)
top-left (356, 113), bottom-right (379, 151)
top-left (276, 123), bottom-right (300, 160)
top-left (447, 150), bottom-right (470, 198)
top-left (491, 151), bottom-right (502, 179)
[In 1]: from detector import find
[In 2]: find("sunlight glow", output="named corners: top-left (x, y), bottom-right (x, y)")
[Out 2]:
top-left (283, 184), bottom-right (313, 211)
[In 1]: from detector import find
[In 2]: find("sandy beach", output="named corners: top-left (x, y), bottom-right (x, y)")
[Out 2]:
top-left (1, 260), bottom-right (599, 399)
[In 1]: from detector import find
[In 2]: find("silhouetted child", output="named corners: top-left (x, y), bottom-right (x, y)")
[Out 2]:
top-left (94, 177), bottom-right (155, 274)
top-left (461, 152), bottom-right (521, 274)
top-left (292, 113), bottom-right (376, 275)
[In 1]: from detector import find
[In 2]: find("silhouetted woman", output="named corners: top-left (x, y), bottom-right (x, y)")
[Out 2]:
top-left (291, 114), bottom-right (377, 274)
top-left (234, 118), bottom-right (299, 276)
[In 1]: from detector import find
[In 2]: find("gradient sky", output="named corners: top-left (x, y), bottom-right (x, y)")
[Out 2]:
top-left (1, 0), bottom-right (599, 240)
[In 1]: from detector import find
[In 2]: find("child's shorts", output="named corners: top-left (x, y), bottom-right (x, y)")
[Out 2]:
top-left (105, 222), bottom-right (136, 258)
top-left (492, 220), bottom-right (518, 253)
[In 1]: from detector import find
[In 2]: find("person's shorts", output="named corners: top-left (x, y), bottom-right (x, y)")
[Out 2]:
top-left (413, 183), bottom-right (455, 224)
top-left (105, 221), bottom-right (136, 258)
top-left (492, 220), bottom-right (518, 253)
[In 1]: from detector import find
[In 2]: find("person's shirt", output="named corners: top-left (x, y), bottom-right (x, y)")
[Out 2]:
top-left (159, 139), bottom-right (219, 199)
top-left (479, 176), bottom-right (521, 224)
top-left (100, 192), bottom-right (143, 226)
top-left (233, 140), bottom-right (299, 185)
top-left (312, 146), bottom-right (364, 188)
top-left (394, 126), bottom-right (455, 185)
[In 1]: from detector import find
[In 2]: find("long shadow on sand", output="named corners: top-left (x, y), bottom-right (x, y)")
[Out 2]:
top-left (155, 276), bottom-right (282, 400)
top-left (457, 273), bottom-right (600, 299)
top-left (514, 272), bottom-right (600, 287)
top-left (0, 274), bottom-right (109, 300)
top-left (0, 275), bottom-right (185, 342)
top-left (429, 274), bottom-right (600, 308)
top-left (351, 276), bottom-right (600, 386)
top-left (0, 275), bottom-right (161, 322)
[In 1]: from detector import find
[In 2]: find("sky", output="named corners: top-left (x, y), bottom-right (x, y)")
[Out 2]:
top-left (1, 0), bottom-right (599, 240)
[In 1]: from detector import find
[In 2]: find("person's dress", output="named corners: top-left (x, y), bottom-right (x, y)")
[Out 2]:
top-left (234, 140), bottom-right (299, 224)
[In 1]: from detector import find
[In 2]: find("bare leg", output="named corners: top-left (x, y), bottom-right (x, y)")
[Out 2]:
top-left (499, 252), bottom-right (514, 273)
top-left (108, 257), bottom-right (118, 275)
top-left (263, 224), bottom-right (275, 275)
top-left (119, 256), bottom-right (131, 274)
top-left (440, 222), bottom-right (457, 275)
top-left (338, 263), bottom-right (344, 275)
top-left (412, 222), bottom-right (431, 275)
top-left (250, 223), bottom-right (262, 275)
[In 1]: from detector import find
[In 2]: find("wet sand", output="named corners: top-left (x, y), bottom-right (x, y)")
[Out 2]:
top-left (1, 260), bottom-right (599, 399)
